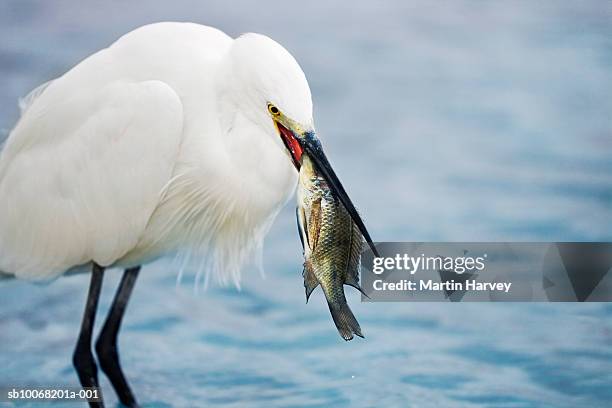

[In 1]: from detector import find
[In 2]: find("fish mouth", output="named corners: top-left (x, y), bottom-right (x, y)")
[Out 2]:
top-left (276, 122), bottom-right (303, 169)
top-left (298, 134), bottom-right (380, 257)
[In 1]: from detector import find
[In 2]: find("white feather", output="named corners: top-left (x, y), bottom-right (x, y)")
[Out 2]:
top-left (0, 22), bottom-right (312, 285)
top-left (18, 79), bottom-right (54, 115)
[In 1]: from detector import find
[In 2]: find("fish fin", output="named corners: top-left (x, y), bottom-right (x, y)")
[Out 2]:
top-left (303, 260), bottom-right (319, 302)
top-left (345, 282), bottom-right (370, 299)
top-left (308, 198), bottom-right (322, 251)
top-left (345, 222), bottom-right (364, 287)
top-left (327, 300), bottom-right (364, 341)
top-left (296, 206), bottom-right (306, 252)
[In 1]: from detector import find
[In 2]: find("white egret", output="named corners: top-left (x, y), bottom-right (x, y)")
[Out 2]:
top-left (0, 22), bottom-right (376, 407)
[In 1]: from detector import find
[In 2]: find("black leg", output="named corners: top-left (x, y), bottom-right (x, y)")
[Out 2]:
top-left (73, 263), bottom-right (105, 408)
top-left (95, 266), bottom-right (141, 408)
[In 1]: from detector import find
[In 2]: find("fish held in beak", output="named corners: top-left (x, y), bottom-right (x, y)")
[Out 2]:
top-left (296, 154), bottom-right (366, 341)
top-left (298, 133), bottom-right (379, 258)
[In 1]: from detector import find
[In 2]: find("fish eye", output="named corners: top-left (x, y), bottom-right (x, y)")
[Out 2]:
top-left (268, 104), bottom-right (280, 116)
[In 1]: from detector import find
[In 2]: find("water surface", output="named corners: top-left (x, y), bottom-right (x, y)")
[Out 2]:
top-left (1, 1), bottom-right (611, 407)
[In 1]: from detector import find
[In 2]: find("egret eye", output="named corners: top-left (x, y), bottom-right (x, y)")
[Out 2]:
top-left (268, 104), bottom-right (280, 116)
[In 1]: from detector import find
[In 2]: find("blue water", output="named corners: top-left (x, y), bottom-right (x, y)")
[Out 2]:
top-left (1, 1), bottom-right (611, 407)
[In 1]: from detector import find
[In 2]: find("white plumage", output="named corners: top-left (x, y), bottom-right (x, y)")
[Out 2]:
top-left (0, 22), bottom-right (314, 285)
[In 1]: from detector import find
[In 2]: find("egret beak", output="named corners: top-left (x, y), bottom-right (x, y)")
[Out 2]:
top-left (271, 108), bottom-right (379, 257)
top-left (297, 133), bottom-right (380, 257)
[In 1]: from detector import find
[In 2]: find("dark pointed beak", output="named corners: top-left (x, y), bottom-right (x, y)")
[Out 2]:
top-left (299, 133), bottom-right (380, 257)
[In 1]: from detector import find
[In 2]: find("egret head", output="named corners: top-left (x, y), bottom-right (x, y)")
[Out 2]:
top-left (219, 33), bottom-right (313, 140)
top-left (220, 32), bottom-right (378, 255)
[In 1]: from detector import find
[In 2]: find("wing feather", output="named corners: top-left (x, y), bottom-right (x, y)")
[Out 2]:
top-left (0, 80), bottom-right (184, 280)
top-left (18, 79), bottom-right (55, 115)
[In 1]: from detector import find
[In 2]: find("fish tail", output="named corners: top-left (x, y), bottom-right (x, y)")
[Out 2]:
top-left (327, 300), bottom-right (363, 341)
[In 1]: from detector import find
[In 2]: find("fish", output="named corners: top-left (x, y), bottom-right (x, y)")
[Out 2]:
top-left (296, 153), bottom-right (367, 341)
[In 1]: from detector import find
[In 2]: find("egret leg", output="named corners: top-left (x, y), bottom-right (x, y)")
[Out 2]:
top-left (95, 266), bottom-right (140, 407)
top-left (73, 263), bottom-right (105, 408)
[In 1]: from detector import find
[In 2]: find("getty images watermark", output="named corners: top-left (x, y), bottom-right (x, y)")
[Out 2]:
top-left (360, 243), bottom-right (612, 302)
top-left (370, 252), bottom-right (507, 293)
